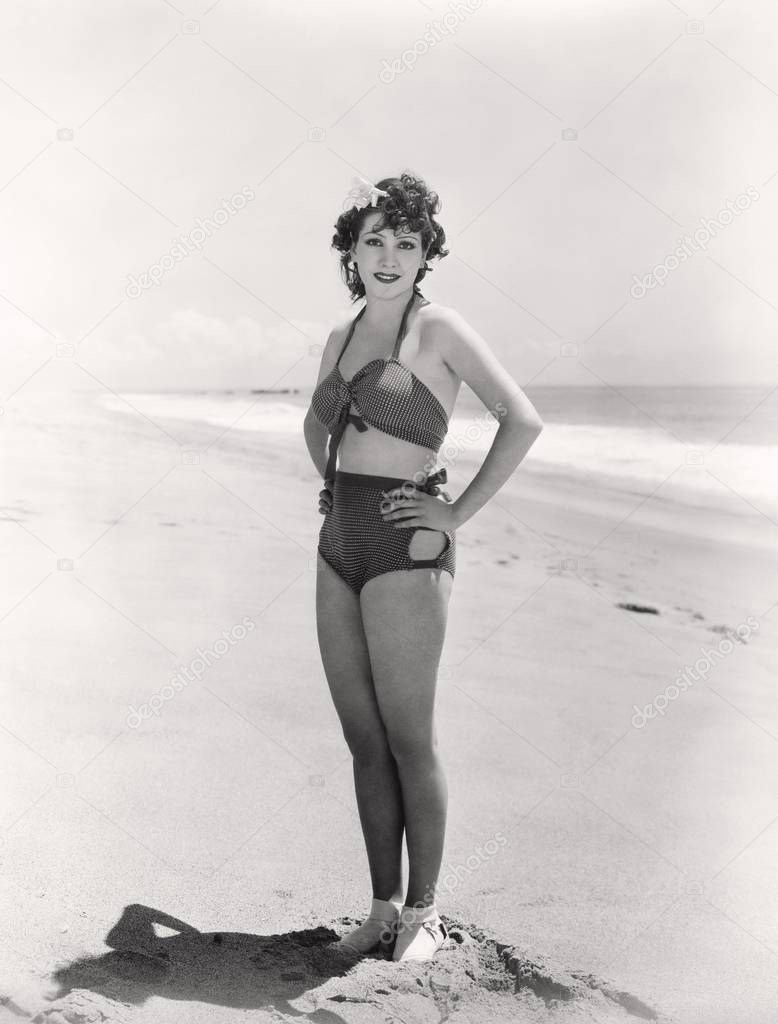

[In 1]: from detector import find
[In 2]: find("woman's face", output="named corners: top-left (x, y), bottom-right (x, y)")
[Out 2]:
top-left (351, 210), bottom-right (426, 296)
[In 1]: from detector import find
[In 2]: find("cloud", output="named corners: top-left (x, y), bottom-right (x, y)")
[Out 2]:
top-left (83, 308), bottom-right (328, 392)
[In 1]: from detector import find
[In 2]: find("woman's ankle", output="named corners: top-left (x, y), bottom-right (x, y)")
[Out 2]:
top-left (399, 901), bottom-right (438, 925)
top-left (373, 891), bottom-right (403, 905)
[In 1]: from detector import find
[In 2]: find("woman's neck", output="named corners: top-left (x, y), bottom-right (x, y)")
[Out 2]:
top-left (359, 287), bottom-right (419, 334)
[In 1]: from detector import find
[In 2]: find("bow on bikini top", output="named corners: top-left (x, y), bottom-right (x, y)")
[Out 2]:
top-left (311, 291), bottom-right (450, 483)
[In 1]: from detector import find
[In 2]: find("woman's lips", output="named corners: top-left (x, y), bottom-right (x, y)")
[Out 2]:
top-left (374, 273), bottom-right (400, 282)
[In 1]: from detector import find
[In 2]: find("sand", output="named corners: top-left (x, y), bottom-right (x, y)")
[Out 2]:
top-left (1, 389), bottom-right (777, 1023)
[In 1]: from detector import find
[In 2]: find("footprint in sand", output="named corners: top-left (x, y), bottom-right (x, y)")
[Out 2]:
top-left (673, 605), bottom-right (706, 622)
top-left (709, 623), bottom-right (750, 643)
top-left (616, 602), bottom-right (659, 615)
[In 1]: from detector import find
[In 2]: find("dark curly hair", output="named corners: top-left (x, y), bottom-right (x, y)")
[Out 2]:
top-left (331, 172), bottom-right (449, 301)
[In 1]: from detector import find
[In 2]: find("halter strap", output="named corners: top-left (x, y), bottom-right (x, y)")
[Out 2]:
top-left (334, 305), bottom-right (366, 369)
top-left (390, 291), bottom-right (421, 358)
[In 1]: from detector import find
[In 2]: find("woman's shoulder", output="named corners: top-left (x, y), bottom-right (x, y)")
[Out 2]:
top-left (418, 301), bottom-right (487, 373)
top-left (330, 303), bottom-right (365, 341)
top-left (418, 300), bottom-right (468, 336)
top-left (324, 307), bottom-right (360, 351)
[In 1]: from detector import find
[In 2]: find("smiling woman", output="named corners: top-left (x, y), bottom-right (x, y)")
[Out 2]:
top-left (304, 170), bottom-right (544, 965)
top-left (332, 173), bottom-right (449, 303)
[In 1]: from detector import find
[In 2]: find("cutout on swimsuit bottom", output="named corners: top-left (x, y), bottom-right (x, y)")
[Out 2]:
top-left (408, 529), bottom-right (448, 563)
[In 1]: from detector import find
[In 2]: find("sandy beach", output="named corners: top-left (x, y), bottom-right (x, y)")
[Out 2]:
top-left (2, 0), bottom-right (776, 1015)
top-left (2, 387), bottom-right (777, 1024)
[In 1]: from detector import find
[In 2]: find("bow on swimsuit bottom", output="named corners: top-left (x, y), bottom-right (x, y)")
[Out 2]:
top-left (311, 289), bottom-right (456, 597)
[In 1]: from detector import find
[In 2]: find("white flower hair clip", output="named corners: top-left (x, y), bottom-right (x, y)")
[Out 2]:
top-left (345, 175), bottom-right (389, 211)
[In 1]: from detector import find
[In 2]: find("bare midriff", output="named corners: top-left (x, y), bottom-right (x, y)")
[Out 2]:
top-left (337, 427), bottom-right (441, 479)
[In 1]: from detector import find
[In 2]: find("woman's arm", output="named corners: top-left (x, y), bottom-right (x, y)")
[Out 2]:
top-left (304, 412), bottom-right (329, 480)
top-left (304, 325), bottom-right (343, 480)
top-left (425, 307), bottom-right (544, 529)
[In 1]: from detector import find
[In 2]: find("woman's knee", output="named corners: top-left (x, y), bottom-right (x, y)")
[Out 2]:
top-left (385, 727), bottom-right (439, 766)
top-left (343, 722), bottom-right (392, 761)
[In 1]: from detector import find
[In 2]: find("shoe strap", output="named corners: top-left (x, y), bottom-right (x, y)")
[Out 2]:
top-left (421, 919), bottom-right (446, 940)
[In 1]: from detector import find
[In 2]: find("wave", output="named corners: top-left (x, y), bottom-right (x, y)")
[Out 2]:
top-left (97, 393), bottom-right (778, 518)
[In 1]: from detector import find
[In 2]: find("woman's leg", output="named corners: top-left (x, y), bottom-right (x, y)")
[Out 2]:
top-left (359, 555), bottom-right (453, 909)
top-left (316, 553), bottom-right (404, 902)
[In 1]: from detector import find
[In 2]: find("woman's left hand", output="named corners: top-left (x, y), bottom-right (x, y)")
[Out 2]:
top-left (379, 486), bottom-right (459, 531)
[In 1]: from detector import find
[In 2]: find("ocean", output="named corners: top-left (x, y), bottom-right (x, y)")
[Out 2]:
top-left (94, 386), bottom-right (778, 522)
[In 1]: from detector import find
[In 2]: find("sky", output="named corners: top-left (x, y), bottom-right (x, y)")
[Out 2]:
top-left (0, 0), bottom-right (776, 395)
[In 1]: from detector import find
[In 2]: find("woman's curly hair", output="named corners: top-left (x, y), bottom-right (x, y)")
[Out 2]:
top-left (332, 172), bottom-right (449, 301)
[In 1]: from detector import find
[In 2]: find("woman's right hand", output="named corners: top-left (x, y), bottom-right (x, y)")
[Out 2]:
top-left (318, 478), bottom-right (334, 515)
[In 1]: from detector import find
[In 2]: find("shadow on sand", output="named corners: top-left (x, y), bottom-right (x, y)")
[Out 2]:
top-left (28, 903), bottom-right (670, 1024)
top-left (39, 902), bottom-right (363, 1020)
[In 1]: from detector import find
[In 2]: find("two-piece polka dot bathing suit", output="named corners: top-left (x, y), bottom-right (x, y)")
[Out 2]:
top-left (311, 289), bottom-right (456, 596)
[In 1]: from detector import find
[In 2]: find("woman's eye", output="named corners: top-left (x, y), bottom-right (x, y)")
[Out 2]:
top-left (365, 239), bottom-right (415, 249)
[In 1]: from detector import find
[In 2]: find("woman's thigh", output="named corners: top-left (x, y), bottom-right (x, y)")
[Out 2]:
top-left (315, 553), bottom-right (387, 751)
top-left (359, 568), bottom-right (452, 755)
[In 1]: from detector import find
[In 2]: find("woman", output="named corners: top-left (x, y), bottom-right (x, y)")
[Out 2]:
top-left (304, 173), bottom-right (544, 962)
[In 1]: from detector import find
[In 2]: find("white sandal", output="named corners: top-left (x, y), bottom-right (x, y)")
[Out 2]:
top-left (334, 897), bottom-right (402, 955)
top-left (392, 914), bottom-right (451, 962)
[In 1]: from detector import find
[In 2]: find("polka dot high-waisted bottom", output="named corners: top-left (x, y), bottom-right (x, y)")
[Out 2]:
top-left (317, 469), bottom-right (457, 596)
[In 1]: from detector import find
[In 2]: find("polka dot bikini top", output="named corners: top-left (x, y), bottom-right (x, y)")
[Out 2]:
top-left (311, 291), bottom-right (449, 480)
